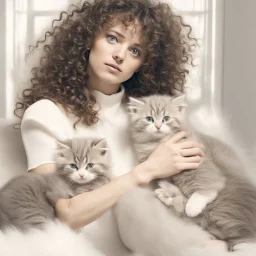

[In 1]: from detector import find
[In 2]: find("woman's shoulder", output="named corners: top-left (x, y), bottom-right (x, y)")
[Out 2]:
top-left (22, 99), bottom-right (68, 121)
top-left (21, 99), bottom-right (73, 135)
top-left (23, 99), bottom-right (61, 118)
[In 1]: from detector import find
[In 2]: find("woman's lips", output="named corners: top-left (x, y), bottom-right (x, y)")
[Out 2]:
top-left (105, 63), bottom-right (122, 72)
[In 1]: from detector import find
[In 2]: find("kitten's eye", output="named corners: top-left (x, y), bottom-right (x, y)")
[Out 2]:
top-left (162, 116), bottom-right (170, 122)
top-left (87, 163), bottom-right (94, 169)
top-left (145, 116), bottom-right (154, 122)
top-left (70, 163), bottom-right (78, 170)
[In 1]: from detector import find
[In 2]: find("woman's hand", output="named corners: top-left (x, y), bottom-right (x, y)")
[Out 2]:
top-left (132, 131), bottom-right (204, 186)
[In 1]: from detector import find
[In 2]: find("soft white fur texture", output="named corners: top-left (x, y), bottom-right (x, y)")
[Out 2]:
top-left (0, 221), bottom-right (105, 256)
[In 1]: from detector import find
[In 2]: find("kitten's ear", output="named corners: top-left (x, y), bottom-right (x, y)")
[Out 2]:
top-left (56, 141), bottom-right (70, 149)
top-left (93, 138), bottom-right (109, 156)
top-left (127, 97), bottom-right (144, 114)
top-left (55, 141), bottom-right (71, 158)
top-left (172, 95), bottom-right (187, 112)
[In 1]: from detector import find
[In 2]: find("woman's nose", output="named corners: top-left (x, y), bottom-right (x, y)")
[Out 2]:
top-left (113, 55), bottom-right (124, 63)
top-left (112, 48), bottom-right (126, 63)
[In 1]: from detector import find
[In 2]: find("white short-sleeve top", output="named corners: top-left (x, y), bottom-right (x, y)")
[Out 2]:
top-left (21, 86), bottom-right (138, 176)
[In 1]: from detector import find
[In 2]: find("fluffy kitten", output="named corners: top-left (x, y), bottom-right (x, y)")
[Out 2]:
top-left (0, 137), bottom-right (111, 233)
top-left (127, 94), bottom-right (256, 251)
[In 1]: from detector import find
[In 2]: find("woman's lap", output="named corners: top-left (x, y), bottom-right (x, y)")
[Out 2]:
top-left (114, 187), bottom-right (211, 256)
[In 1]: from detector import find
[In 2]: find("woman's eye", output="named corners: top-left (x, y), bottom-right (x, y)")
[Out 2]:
top-left (146, 116), bottom-right (154, 122)
top-left (107, 35), bottom-right (117, 42)
top-left (87, 163), bottom-right (94, 169)
top-left (162, 116), bottom-right (170, 122)
top-left (70, 163), bottom-right (78, 170)
top-left (131, 48), bottom-right (140, 56)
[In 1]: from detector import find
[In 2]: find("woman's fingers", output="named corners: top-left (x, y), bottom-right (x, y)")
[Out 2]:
top-left (176, 155), bottom-right (202, 163)
top-left (167, 131), bottom-right (187, 144)
top-left (177, 140), bottom-right (200, 149)
top-left (176, 162), bottom-right (201, 171)
top-left (180, 147), bottom-right (205, 157)
top-left (166, 132), bottom-right (205, 158)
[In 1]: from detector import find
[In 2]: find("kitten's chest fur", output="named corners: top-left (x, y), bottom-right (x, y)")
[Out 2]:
top-left (137, 131), bottom-right (228, 197)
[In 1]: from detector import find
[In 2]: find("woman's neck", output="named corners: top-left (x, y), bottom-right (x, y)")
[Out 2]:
top-left (89, 83), bottom-right (121, 95)
top-left (87, 72), bottom-right (121, 95)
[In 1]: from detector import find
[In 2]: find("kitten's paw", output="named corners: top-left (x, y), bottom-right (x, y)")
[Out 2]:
top-left (155, 188), bottom-right (174, 206)
top-left (157, 180), bottom-right (182, 196)
top-left (157, 180), bottom-right (172, 189)
top-left (155, 181), bottom-right (187, 212)
top-left (232, 243), bottom-right (250, 251)
top-left (185, 194), bottom-right (206, 217)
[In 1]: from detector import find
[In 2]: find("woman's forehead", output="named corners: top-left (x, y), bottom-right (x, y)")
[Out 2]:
top-left (103, 18), bottom-right (146, 44)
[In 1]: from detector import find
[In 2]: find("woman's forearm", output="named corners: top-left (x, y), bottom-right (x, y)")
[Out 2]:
top-left (55, 168), bottom-right (146, 230)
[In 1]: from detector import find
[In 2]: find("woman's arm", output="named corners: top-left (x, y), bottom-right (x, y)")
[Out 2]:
top-left (31, 163), bottom-right (150, 230)
top-left (30, 163), bottom-right (57, 174)
top-left (32, 131), bottom-right (203, 230)
top-left (56, 167), bottom-right (146, 230)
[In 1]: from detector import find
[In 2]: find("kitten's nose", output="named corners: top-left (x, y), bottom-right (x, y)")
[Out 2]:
top-left (155, 124), bottom-right (162, 130)
top-left (79, 174), bottom-right (84, 179)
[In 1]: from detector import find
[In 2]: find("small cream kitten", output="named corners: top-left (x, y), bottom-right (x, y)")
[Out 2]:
top-left (127, 94), bottom-right (256, 251)
top-left (0, 137), bottom-right (111, 232)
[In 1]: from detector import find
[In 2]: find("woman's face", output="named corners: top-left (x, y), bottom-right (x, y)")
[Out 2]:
top-left (87, 21), bottom-right (145, 94)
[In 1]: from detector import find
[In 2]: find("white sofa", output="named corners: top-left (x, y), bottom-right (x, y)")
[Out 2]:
top-left (0, 119), bottom-right (27, 187)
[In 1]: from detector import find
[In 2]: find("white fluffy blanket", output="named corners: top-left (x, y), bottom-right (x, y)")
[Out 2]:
top-left (0, 221), bottom-right (104, 256)
top-left (0, 212), bottom-right (131, 256)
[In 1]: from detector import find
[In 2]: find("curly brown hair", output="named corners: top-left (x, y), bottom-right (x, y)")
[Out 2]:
top-left (15, 0), bottom-right (197, 126)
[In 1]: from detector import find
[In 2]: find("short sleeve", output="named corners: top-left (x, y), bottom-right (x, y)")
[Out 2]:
top-left (21, 99), bottom-right (73, 170)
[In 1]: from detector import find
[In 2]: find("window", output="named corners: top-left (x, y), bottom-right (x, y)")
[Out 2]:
top-left (2, 0), bottom-right (223, 119)
top-left (4, 0), bottom-right (72, 118)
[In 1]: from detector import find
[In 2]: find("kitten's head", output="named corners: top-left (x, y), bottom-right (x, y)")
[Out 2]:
top-left (128, 94), bottom-right (187, 139)
top-left (55, 138), bottom-right (110, 184)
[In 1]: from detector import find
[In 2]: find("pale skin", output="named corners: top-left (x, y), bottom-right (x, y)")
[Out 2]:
top-left (30, 21), bottom-right (204, 230)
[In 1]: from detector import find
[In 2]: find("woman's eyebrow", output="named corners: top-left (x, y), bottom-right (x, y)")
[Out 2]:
top-left (108, 29), bottom-right (143, 48)
top-left (133, 43), bottom-right (143, 49)
top-left (109, 29), bottom-right (125, 39)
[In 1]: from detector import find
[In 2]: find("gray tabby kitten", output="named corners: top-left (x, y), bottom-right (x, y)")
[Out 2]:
top-left (0, 137), bottom-right (111, 233)
top-left (128, 94), bottom-right (256, 251)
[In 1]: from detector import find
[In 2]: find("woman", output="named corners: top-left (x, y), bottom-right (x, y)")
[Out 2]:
top-left (15, 0), bottom-right (207, 254)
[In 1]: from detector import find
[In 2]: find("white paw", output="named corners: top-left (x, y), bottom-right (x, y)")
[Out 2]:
top-left (185, 195), bottom-right (207, 217)
top-left (157, 180), bottom-right (182, 196)
top-left (155, 188), bottom-right (174, 206)
top-left (158, 180), bottom-right (171, 189)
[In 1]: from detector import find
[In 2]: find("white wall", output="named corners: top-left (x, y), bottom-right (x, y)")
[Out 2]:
top-left (222, 0), bottom-right (256, 148)
top-left (0, 0), bottom-right (6, 118)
